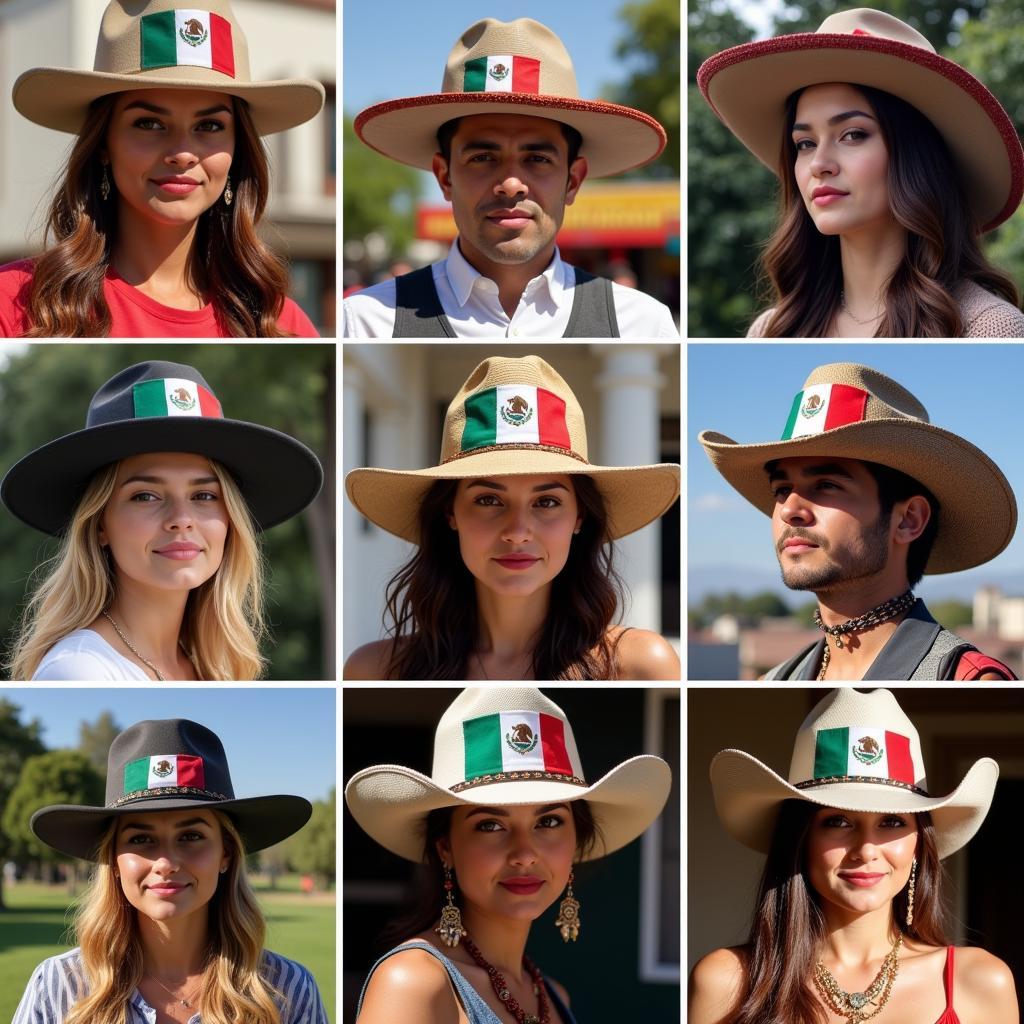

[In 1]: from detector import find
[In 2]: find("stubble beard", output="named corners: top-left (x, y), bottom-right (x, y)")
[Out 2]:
top-left (777, 513), bottom-right (891, 594)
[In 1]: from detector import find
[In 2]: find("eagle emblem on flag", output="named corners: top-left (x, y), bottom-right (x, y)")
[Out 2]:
top-left (169, 387), bottom-right (196, 411)
top-left (852, 735), bottom-right (883, 765)
top-left (506, 722), bottom-right (539, 755)
top-left (489, 63), bottom-right (509, 81)
top-left (153, 759), bottom-right (174, 777)
top-left (800, 393), bottom-right (823, 419)
top-left (500, 395), bottom-right (533, 427)
top-left (180, 18), bottom-right (208, 47)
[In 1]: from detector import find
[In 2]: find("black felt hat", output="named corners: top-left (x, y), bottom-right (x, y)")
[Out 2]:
top-left (31, 718), bottom-right (313, 860)
top-left (0, 361), bottom-right (323, 536)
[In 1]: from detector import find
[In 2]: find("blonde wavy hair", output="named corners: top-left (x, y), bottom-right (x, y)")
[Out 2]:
top-left (65, 811), bottom-right (281, 1024)
top-left (7, 458), bottom-right (265, 680)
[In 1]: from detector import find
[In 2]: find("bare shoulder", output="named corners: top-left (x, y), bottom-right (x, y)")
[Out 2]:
top-left (954, 946), bottom-right (1018, 1018)
top-left (357, 945), bottom-right (459, 1024)
top-left (688, 946), bottom-right (749, 1024)
top-left (343, 639), bottom-right (394, 680)
top-left (610, 627), bottom-right (681, 680)
top-left (747, 308), bottom-right (774, 338)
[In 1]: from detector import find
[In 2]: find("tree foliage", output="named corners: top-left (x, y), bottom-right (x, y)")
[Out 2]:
top-left (689, 590), bottom-right (794, 629)
top-left (0, 699), bottom-right (46, 908)
top-left (286, 788), bottom-right (335, 887)
top-left (77, 711), bottom-right (121, 781)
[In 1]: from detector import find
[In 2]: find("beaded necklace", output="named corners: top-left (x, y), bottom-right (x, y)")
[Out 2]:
top-left (814, 590), bottom-right (915, 680)
top-left (462, 934), bottom-right (550, 1024)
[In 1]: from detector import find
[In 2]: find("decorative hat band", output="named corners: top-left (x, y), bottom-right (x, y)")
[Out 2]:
top-left (140, 9), bottom-right (236, 77)
top-left (114, 753), bottom-right (227, 807)
top-left (782, 383), bottom-right (868, 439)
top-left (463, 55), bottom-right (541, 94)
top-left (798, 725), bottom-right (920, 792)
top-left (132, 378), bottom-right (224, 420)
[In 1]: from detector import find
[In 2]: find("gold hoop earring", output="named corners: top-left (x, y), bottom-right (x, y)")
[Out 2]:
top-left (436, 864), bottom-right (466, 947)
top-left (223, 174), bottom-right (233, 207)
top-left (555, 870), bottom-right (581, 942)
top-left (906, 857), bottom-right (916, 928)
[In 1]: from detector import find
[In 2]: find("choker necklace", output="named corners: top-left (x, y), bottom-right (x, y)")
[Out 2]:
top-left (840, 291), bottom-right (885, 326)
top-left (145, 972), bottom-right (201, 1010)
top-left (813, 590), bottom-right (915, 680)
top-left (462, 934), bottom-right (549, 1024)
top-left (813, 933), bottom-right (902, 1023)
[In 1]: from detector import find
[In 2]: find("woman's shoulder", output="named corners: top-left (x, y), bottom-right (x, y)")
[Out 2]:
top-left (688, 946), bottom-right (749, 1024)
top-left (278, 297), bottom-right (321, 337)
top-left (358, 942), bottom-right (461, 1024)
top-left (609, 626), bottom-right (681, 680)
top-left (260, 950), bottom-right (327, 1022)
top-left (343, 638), bottom-right (396, 680)
top-left (951, 945), bottom-right (1017, 1013)
top-left (746, 307), bottom-right (774, 337)
top-left (0, 259), bottom-right (35, 337)
top-left (32, 630), bottom-right (147, 681)
top-left (13, 949), bottom-right (84, 1022)
top-left (956, 280), bottom-right (1024, 338)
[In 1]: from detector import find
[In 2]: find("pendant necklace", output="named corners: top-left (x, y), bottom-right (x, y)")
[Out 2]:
top-left (145, 972), bottom-right (201, 1011)
top-left (812, 933), bottom-right (902, 1023)
top-left (462, 934), bottom-right (550, 1024)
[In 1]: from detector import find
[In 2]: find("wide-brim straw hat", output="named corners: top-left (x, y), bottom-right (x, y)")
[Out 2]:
top-left (13, 0), bottom-right (324, 135)
top-left (698, 362), bottom-right (1016, 575)
top-left (345, 355), bottom-right (680, 543)
top-left (697, 8), bottom-right (1024, 231)
top-left (711, 687), bottom-right (998, 860)
top-left (355, 17), bottom-right (666, 179)
top-left (345, 687), bottom-right (672, 863)
top-left (31, 718), bottom-right (312, 860)
top-left (0, 359), bottom-right (323, 536)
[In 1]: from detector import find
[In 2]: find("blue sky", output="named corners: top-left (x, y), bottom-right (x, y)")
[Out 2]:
top-left (688, 344), bottom-right (1024, 597)
top-left (0, 688), bottom-right (335, 803)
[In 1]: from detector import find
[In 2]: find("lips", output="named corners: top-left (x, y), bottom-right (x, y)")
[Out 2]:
top-left (154, 542), bottom-right (203, 561)
top-left (486, 208), bottom-right (534, 229)
top-left (151, 176), bottom-right (202, 195)
top-left (499, 876), bottom-right (544, 895)
top-left (146, 881), bottom-right (188, 896)
top-left (493, 554), bottom-right (541, 570)
top-left (838, 872), bottom-right (887, 888)
top-left (812, 186), bottom-right (848, 199)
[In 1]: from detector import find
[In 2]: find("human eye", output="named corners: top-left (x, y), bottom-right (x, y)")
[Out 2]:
top-left (473, 493), bottom-right (503, 506)
top-left (467, 152), bottom-right (495, 163)
top-left (771, 484), bottom-right (792, 500)
top-left (842, 128), bottom-right (869, 143)
top-left (193, 490), bottom-right (220, 502)
top-left (133, 117), bottom-right (164, 130)
top-left (793, 138), bottom-right (815, 152)
top-left (534, 495), bottom-right (561, 509)
top-left (129, 491), bottom-right (161, 502)
top-left (537, 814), bottom-right (565, 829)
top-left (125, 833), bottom-right (154, 845)
top-left (475, 819), bottom-right (505, 832)
top-left (881, 815), bottom-right (908, 828)
top-left (821, 814), bottom-right (851, 828)
top-left (195, 119), bottom-right (226, 133)
top-left (180, 830), bottom-right (206, 841)
top-left (816, 479), bottom-right (840, 491)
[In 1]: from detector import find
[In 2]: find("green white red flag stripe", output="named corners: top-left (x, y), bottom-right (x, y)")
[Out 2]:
top-left (813, 726), bottom-right (914, 783)
top-left (462, 385), bottom-right (570, 452)
top-left (781, 383), bottom-right (868, 439)
top-left (463, 711), bottom-right (573, 780)
top-left (124, 754), bottom-right (205, 792)
top-left (140, 9), bottom-right (236, 78)
top-left (464, 55), bottom-right (541, 93)
top-left (133, 378), bottom-right (223, 419)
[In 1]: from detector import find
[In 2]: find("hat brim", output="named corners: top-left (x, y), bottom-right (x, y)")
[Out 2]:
top-left (1, 418), bottom-right (323, 536)
top-left (345, 453), bottom-right (680, 543)
top-left (698, 419), bottom-right (1017, 574)
top-left (710, 748), bottom-right (998, 860)
top-left (30, 794), bottom-right (312, 861)
top-left (698, 34), bottom-right (1024, 231)
top-left (13, 67), bottom-right (325, 135)
top-left (355, 92), bottom-right (667, 179)
top-left (344, 755), bottom-right (671, 863)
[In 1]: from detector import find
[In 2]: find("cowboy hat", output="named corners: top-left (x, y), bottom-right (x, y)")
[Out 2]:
top-left (345, 354), bottom-right (680, 543)
top-left (13, 0), bottom-right (324, 136)
top-left (698, 362), bottom-right (1017, 574)
top-left (355, 17), bottom-right (666, 179)
top-left (344, 687), bottom-right (672, 863)
top-left (710, 687), bottom-right (998, 860)
top-left (31, 718), bottom-right (312, 860)
top-left (0, 360), bottom-right (323, 536)
top-left (697, 8), bottom-right (1024, 231)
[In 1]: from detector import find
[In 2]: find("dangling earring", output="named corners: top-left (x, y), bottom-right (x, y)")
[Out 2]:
top-left (906, 858), bottom-right (916, 928)
top-left (223, 174), bottom-right (233, 207)
top-left (555, 870), bottom-right (581, 942)
top-left (435, 864), bottom-right (466, 947)
top-left (100, 165), bottom-right (111, 201)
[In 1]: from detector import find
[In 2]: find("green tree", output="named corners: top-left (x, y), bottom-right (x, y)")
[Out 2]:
top-left (928, 600), bottom-right (974, 631)
top-left (287, 788), bottom-right (335, 889)
top-left (0, 700), bottom-right (46, 909)
top-left (78, 711), bottom-right (121, 781)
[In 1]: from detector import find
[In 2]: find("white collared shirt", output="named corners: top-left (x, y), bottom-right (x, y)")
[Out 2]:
top-left (342, 242), bottom-right (679, 338)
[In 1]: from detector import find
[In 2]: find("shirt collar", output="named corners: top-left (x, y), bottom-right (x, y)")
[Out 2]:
top-left (444, 240), bottom-right (568, 309)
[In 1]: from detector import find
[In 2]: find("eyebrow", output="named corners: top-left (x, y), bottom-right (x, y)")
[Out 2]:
top-left (122, 100), bottom-right (233, 117)
top-left (459, 139), bottom-right (561, 155)
top-left (793, 109), bottom-right (877, 132)
top-left (765, 462), bottom-right (857, 484)
top-left (120, 475), bottom-right (220, 487)
top-left (465, 479), bottom-right (570, 493)
top-left (120, 817), bottom-right (211, 831)
top-left (463, 803), bottom-right (572, 820)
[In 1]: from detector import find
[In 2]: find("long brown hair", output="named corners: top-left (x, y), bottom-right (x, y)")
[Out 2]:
top-left (758, 84), bottom-right (1020, 337)
top-left (381, 476), bottom-right (626, 680)
top-left (734, 800), bottom-right (950, 1024)
top-left (25, 93), bottom-right (294, 337)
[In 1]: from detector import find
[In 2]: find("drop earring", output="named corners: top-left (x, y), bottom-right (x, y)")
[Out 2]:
top-left (100, 165), bottom-right (111, 201)
top-left (223, 174), bottom-right (233, 206)
top-left (906, 858), bottom-right (916, 928)
top-left (554, 870), bottom-right (581, 942)
top-left (435, 864), bottom-right (466, 947)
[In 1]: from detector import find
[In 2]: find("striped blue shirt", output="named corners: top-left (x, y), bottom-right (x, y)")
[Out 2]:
top-left (12, 947), bottom-right (328, 1024)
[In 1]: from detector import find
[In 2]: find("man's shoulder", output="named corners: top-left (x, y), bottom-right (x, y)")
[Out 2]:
top-left (343, 265), bottom-right (449, 338)
top-left (568, 265), bottom-right (677, 337)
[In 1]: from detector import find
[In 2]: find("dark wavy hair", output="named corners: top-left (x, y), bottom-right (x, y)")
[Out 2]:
top-left (382, 475), bottom-right (626, 680)
top-left (733, 801), bottom-right (949, 1024)
top-left (25, 93), bottom-right (295, 337)
top-left (758, 84), bottom-right (1020, 338)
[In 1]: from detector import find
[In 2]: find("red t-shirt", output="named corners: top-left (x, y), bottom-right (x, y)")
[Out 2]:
top-left (0, 260), bottom-right (318, 338)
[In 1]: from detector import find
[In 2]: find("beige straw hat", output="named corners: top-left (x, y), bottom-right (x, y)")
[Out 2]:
top-left (345, 687), bottom-right (672, 863)
top-left (697, 8), bottom-right (1024, 231)
top-left (355, 17), bottom-right (666, 179)
top-left (346, 355), bottom-right (680, 543)
top-left (13, 0), bottom-right (324, 135)
top-left (698, 362), bottom-right (1017, 574)
top-left (711, 687), bottom-right (998, 860)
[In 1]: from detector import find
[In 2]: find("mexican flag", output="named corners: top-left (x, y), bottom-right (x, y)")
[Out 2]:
top-left (463, 711), bottom-right (574, 779)
top-left (462, 385), bottom-right (570, 452)
top-left (464, 55), bottom-right (541, 94)
top-left (140, 9), bottom-right (236, 78)
top-left (812, 726), bottom-right (914, 783)
top-left (781, 383), bottom-right (868, 439)
top-left (133, 378), bottom-right (223, 419)
top-left (124, 754), bottom-right (205, 792)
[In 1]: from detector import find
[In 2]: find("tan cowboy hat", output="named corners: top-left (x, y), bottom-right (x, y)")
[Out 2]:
top-left (698, 362), bottom-right (1017, 574)
top-left (344, 687), bottom-right (672, 863)
top-left (711, 687), bottom-right (998, 860)
top-left (355, 17), bottom-right (666, 179)
top-left (697, 8), bottom-right (1024, 231)
top-left (346, 355), bottom-right (680, 543)
top-left (13, 0), bottom-right (324, 135)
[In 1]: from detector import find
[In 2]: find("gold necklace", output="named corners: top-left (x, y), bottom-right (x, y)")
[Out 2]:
top-left (813, 934), bottom-right (902, 1023)
top-left (840, 291), bottom-right (885, 326)
top-left (145, 971), bottom-right (201, 1010)
top-left (103, 611), bottom-right (166, 680)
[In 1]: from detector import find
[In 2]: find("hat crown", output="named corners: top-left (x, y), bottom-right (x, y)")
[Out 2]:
top-left (802, 363), bottom-right (929, 422)
top-left (817, 9), bottom-right (935, 53)
top-left (85, 360), bottom-right (221, 428)
top-left (788, 688), bottom-right (928, 793)
top-left (442, 18), bottom-right (579, 98)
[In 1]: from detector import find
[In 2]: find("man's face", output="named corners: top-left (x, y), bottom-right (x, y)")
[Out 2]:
top-left (769, 456), bottom-right (892, 592)
top-left (431, 113), bottom-right (587, 270)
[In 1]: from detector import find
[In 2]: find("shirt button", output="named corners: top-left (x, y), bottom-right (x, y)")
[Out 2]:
top-left (511, 328), bottom-right (519, 336)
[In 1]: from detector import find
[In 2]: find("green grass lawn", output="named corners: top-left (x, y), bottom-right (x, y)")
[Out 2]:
top-left (0, 881), bottom-right (335, 1022)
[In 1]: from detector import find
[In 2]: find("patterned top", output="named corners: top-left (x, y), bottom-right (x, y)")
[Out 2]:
top-left (12, 948), bottom-right (327, 1024)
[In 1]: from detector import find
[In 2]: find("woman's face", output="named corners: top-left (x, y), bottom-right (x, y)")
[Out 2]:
top-left (805, 807), bottom-right (917, 918)
top-left (792, 83), bottom-right (894, 238)
top-left (114, 808), bottom-right (228, 924)
top-left (105, 87), bottom-right (235, 228)
top-left (439, 802), bottom-right (577, 923)
top-left (448, 474), bottom-right (583, 598)
top-left (100, 453), bottom-right (230, 595)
